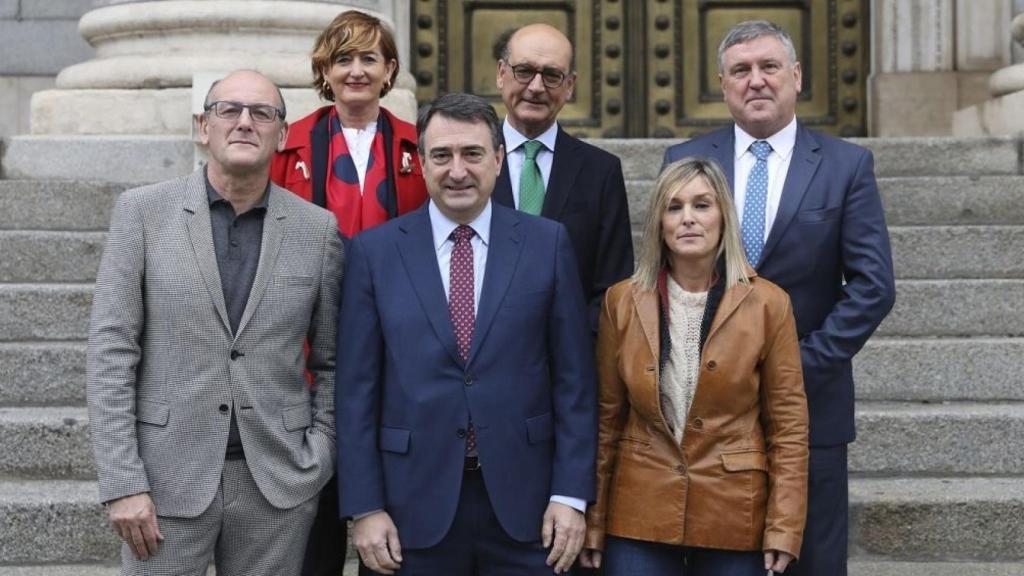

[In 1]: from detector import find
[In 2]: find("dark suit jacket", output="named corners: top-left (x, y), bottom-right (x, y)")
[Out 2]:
top-left (336, 202), bottom-right (597, 548)
top-left (495, 126), bottom-right (634, 332)
top-left (663, 123), bottom-right (895, 447)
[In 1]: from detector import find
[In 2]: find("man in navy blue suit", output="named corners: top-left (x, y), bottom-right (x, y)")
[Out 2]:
top-left (337, 92), bottom-right (596, 575)
top-left (663, 21), bottom-right (895, 576)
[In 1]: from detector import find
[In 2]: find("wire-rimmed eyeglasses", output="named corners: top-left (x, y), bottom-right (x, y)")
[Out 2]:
top-left (204, 100), bottom-right (285, 123)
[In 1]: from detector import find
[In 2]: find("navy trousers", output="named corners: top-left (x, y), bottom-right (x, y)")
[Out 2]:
top-left (359, 468), bottom-right (556, 576)
top-left (601, 535), bottom-right (765, 576)
top-left (789, 444), bottom-right (848, 576)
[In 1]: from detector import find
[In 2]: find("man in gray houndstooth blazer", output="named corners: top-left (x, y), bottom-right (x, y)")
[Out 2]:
top-left (87, 70), bottom-right (343, 576)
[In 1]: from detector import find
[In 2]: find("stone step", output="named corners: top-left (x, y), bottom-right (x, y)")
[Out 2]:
top-left (1, 477), bottom-right (1018, 565)
top-left (0, 480), bottom-right (117, 564)
top-left (7, 225), bottom-right (1018, 284)
top-left (0, 284), bottom-right (92, 342)
top-left (8, 338), bottom-right (1021, 409)
top-left (855, 337), bottom-right (1024, 401)
top-left (877, 279), bottom-right (1024, 337)
top-left (850, 401), bottom-right (1024, 475)
top-left (0, 342), bottom-right (86, 406)
top-left (848, 561), bottom-right (1024, 576)
top-left (889, 226), bottom-right (1024, 279)
top-left (0, 280), bottom-right (1019, 342)
top-left (623, 176), bottom-right (1024, 227)
top-left (0, 231), bottom-right (106, 282)
top-left (0, 180), bottom-right (124, 231)
top-left (595, 136), bottom-right (1020, 181)
top-left (4, 401), bottom-right (1020, 480)
top-left (0, 407), bottom-right (93, 479)
top-left (0, 566), bottom-right (120, 576)
top-left (849, 477), bottom-right (1024, 561)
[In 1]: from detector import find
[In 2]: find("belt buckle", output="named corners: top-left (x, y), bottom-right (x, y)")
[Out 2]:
top-left (464, 456), bottom-right (481, 471)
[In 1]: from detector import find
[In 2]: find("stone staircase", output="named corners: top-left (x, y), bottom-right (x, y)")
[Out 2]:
top-left (1, 136), bottom-right (1023, 574)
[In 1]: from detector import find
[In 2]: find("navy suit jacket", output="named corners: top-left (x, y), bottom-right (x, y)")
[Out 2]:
top-left (494, 127), bottom-right (634, 333)
top-left (663, 123), bottom-right (895, 447)
top-left (336, 202), bottom-right (597, 548)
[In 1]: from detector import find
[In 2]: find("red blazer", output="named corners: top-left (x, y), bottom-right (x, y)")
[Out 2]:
top-left (271, 106), bottom-right (428, 233)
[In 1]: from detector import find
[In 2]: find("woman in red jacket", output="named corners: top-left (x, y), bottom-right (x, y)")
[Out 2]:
top-left (271, 10), bottom-right (427, 239)
top-left (271, 11), bottom-right (427, 576)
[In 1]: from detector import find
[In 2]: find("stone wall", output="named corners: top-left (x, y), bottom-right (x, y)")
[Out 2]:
top-left (0, 1), bottom-right (95, 137)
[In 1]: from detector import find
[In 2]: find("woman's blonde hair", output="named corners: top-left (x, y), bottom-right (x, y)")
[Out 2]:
top-left (633, 156), bottom-right (751, 291)
top-left (311, 10), bottom-right (399, 101)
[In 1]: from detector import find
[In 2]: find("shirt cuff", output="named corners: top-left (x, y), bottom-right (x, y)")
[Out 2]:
top-left (550, 495), bottom-right (587, 513)
top-left (353, 509), bottom-right (383, 521)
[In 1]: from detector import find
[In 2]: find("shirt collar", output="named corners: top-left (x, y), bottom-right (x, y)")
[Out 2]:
top-left (502, 118), bottom-right (559, 154)
top-left (429, 199), bottom-right (492, 251)
top-left (204, 167), bottom-right (269, 210)
top-left (733, 116), bottom-right (798, 160)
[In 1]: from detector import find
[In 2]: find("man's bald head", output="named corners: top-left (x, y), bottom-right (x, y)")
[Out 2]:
top-left (496, 24), bottom-right (576, 139)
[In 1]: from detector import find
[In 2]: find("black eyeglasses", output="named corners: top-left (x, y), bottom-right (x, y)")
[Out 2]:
top-left (505, 62), bottom-right (569, 89)
top-left (204, 100), bottom-right (285, 123)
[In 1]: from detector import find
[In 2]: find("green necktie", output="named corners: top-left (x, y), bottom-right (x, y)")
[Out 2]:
top-left (518, 140), bottom-right (545, 216)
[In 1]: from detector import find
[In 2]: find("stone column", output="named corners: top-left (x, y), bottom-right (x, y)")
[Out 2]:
top-left (869, 0), bottom-right (956, 135)
top-left (30, 0), bottom-right (417, 135)
top-left (953, 12), bottom-right (1024, 135)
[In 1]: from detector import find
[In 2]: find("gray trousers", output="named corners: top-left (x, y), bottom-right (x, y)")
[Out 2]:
top-left (121, 459), bottom-right (320, 576)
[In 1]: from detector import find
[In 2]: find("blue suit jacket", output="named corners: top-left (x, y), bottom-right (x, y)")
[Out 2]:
top-left (663, 123), bottom-right (895, 447)
top-left (336, 202), bottom-right (597, 548)
top-left (494, 127), bottom-right (634, 333)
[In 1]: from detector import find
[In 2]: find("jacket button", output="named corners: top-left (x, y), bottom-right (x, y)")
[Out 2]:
top-left (706, 360), bottom-right (717, 371)
top-left (230, 350), bottom-right (243, 360)
top-left (693, 418), bottom-right (704, 429)
top-left (218, 404), bottom-right (229, 414)
top-left (464, 374), bottom-right (474, 387)
top-left (675, 464), bottom-right (686, 475)
top-left (456, 428), bottom-right (466, 439)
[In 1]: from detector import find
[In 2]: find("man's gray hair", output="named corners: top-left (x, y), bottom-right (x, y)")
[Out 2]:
top-left (717, 20), bottom-right (798, 73)
top-left (416, 92), bottom-right (502, 155)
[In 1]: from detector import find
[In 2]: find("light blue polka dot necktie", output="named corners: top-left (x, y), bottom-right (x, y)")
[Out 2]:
top-left (742, 140), bottom-right (773, 266)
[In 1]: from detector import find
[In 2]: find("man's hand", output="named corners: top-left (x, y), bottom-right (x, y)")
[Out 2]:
top-left (541, 501), bottom-right (585, 574)
top-left (107, 492), bottom-right (163, 561)
top-left (353, 511), bottom-right (403, 575)
top-left (578, 548), bottom-right (602, 569)
top-left (765, 549), bottom-right (795, 573)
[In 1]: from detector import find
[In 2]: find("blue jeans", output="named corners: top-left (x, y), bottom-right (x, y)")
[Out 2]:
top-left (602, 535), bottom-right (767, 576)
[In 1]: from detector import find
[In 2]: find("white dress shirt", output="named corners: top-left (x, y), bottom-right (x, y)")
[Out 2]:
top-left (339, 118), bottom-right (378, 194)
top-left (733, 116), bottom-right (798, 242)
top-left (502, 119), bottom-right (559, 208)
top-left (427, 199), bottom-right (586, 514)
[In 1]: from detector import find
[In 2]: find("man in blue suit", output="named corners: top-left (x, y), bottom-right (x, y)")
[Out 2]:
top-left (337, 92), bottom-right (596, 575)
top-left (663, 21), bottom-right (895, 576)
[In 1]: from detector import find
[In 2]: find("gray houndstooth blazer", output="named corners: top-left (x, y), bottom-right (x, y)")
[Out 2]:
top-left (87, 168), bottom-right (343, 517)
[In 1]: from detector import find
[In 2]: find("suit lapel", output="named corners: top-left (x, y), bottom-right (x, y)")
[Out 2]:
top-left (704, 280), bottom-right (754, 344)
top-left (707, 127), bottom-right (736, 191)
top-left (235, 185), bottom-right (286, 339)
top-left (468, 205), bottom-right (523, 363)
top-left (494, 137), bottom-right (515, 208)
top-left (541, 128), bottom-right (582, 219)
top-left (182, 171), bottom-right (231, 332)
top-left (761, 124), bottom-right (821, 264)
top-left (633, 287), bottom-right (659, 364)
top-left (397, 207), bottom-right (464, 367)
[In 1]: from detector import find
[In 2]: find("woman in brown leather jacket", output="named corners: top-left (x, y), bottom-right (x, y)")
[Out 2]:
top-left (579, 157), bottom-right (808, 575)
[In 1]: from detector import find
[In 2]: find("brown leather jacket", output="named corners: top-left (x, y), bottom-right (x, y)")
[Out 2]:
top-left (585, 274), bottom-right (808, 558)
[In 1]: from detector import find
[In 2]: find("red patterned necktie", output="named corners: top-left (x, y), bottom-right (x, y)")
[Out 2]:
top-left (448, 225), bottom-right (477, 454)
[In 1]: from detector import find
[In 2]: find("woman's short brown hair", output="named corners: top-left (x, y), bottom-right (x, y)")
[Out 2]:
top-left (311, 10), bottom-right (399, 101)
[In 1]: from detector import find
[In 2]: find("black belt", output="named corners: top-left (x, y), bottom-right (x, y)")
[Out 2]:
top-left (464, 456), bottom-right (481, 471)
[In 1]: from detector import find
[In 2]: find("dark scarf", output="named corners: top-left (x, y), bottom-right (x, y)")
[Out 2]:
top-left (657, 257), bottom-right (727, 377)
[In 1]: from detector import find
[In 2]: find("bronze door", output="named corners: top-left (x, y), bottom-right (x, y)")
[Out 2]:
top-left (411, 0), bottom-right (868, 138)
